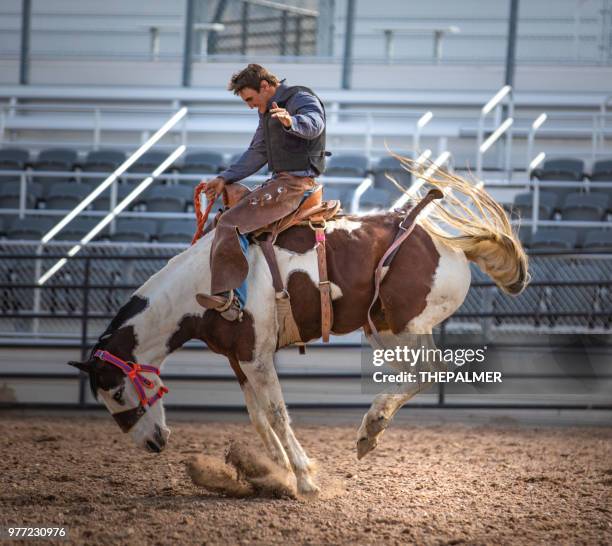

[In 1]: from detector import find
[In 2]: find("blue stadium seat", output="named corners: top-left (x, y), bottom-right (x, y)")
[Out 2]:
top-left (110, 218), bottom-right (157, 242)
top-left (531, 158), bottom-right (586, 204)
top-left (180, 151), bottom-right (225, 176)
top-left (90, 182), bottom-right (137, 211)
top-left (530, 228), bottom-right (578, 250)
top-left (512, 191), bottom-right (559, 221)
top-left (358, 187), bottom-right (393, 211)
top-left (6, 216), bottom-right (55, 240)
top-left (81, 149), bottom-right (126, 184)
top-left (590, 159), bottom-right (612, 181)
top-left (561, 192), bottom-right (609, 221)
top-left (325, 154), bottom-right (369, 178)
top-left (143, 184), bottom-right (195, 212)
top-left (54, 218), bottom-right (101, 241)
top-left (583, 229), bottom-right (612, 251)
top-left (44, 182), bottom-right (92, 210)
top-left (158, 219), bottom-right (195, 243)
top-left (0, 180), bottom-right (42, 209)
top-left (372, 156), bottom-right (411, 190)
top-left (0, 148), bottom-right (29, 182)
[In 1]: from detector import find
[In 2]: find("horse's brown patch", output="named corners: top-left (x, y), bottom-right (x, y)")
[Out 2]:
top-left (168, 311), bottom-right (255, 364)
top-left (276, 214), bottom-right (440, 339)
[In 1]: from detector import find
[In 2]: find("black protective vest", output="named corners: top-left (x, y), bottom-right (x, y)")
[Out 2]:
top-left (262, 85), bottom-right (328, 176)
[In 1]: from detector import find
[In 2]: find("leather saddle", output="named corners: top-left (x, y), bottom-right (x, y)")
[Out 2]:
top-left (218, 182), bottom-right (341, 237)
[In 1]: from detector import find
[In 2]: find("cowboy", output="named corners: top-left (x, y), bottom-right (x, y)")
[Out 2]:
top-left (198, 64), bottom-right (328, 320)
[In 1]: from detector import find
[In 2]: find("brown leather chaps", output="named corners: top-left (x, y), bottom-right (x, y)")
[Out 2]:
top-left (210, 172), bottom-right (316, 295)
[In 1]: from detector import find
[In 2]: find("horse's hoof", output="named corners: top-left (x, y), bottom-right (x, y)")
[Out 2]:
top-left (366, 414), bottom-right (389, 437)
top-left (297, 475), bottom-right (320, 497)
top-left (356, 435), bottom-right (377, 460)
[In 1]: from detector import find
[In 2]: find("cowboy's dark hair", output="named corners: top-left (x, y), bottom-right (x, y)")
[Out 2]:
top-left (228, 64), bottom-right (280, 94)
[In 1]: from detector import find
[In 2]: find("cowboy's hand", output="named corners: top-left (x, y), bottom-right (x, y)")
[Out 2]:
top-left (270, 101), bottom-right (293, 128)
top-left (204, 177), bottom-right (225, 202)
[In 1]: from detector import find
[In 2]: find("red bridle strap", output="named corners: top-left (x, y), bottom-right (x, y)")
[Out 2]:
top-left (94, 350), bottom-right (168, 407)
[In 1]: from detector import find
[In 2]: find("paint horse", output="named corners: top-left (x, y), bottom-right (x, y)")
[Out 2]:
top-left (68, 166), bottom-right (528, 495)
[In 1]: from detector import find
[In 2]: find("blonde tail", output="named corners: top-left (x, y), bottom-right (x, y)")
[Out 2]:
top-left (389, 157), bottom-right (529, 295)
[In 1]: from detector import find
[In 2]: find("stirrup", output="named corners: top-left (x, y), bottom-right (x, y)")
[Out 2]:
top-left (195, 289), bottom-right (243, 322)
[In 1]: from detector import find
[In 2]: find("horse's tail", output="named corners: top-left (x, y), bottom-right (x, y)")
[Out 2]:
top-left (395, 159), bottom-right (529, 295)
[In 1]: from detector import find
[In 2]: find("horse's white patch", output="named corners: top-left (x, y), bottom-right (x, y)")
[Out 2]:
top-left (275, 246), bottom-right (343, 300)
top-left (325, 217), bottom-right (362, 234)
top-left (406, 237), bottom-right (470, 333)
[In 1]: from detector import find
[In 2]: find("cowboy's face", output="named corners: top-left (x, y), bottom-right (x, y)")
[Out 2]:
top-left (239, 81), bottom-right (276, 113)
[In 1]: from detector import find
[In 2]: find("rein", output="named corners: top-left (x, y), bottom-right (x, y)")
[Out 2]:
top-left (94, 349), bottom-right (168, 432)
top-left (191, 181), bottom-right (215, 245)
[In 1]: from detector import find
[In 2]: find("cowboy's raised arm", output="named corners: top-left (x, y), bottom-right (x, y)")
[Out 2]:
top-left (281, 92), bottom-right (325, 140)
top-left (218, 117), bottom-right (268, 183)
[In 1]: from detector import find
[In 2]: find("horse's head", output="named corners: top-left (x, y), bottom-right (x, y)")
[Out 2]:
top-left (69, 350), bottom-right (170, 452)
top-left (68, 295), bottom-right (173, 453)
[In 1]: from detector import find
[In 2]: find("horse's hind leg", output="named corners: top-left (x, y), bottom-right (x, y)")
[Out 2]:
top-left (240, 352), bottom-right (319, 495)
top-left (357, 331), bottom-right (443, 459)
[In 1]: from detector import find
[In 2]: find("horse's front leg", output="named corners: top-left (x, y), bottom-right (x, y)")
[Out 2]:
top-left (240, 353), bottom-right (319, 495)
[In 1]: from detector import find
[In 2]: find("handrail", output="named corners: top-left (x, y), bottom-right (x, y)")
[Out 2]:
top-left (37, 146), bottom-right (186, 285)
top-left (526, 112), bottom-right (547, 174)
top-left (476, 85), bottom-right (514, 180)
top-left (413, 111), bottom-right (433, 157)
top-left (40, 107), bottom-right (187, 243)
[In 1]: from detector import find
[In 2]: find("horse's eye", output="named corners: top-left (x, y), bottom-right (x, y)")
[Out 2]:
top-left (112, 386), bottom-right (125, 405)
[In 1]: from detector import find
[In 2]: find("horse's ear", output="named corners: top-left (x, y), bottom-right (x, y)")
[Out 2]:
top-left (68, 360), bottom-right (92, 372)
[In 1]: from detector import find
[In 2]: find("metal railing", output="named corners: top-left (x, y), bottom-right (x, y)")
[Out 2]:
top-left (0, 250), bottom-right (610, 410)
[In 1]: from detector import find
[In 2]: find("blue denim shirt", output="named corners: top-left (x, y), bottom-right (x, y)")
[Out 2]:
top-left (219, 82), bottom-right (325, 183)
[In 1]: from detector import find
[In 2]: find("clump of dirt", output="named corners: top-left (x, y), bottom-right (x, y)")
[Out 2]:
top-left (187, 440), bottom-right (297, 498)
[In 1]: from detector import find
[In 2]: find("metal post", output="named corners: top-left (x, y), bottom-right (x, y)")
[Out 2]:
top-left (150, 26), bottom-right (160, 61)
top-left (241, 2), bottom-right (249, 55)
top-left (531, 177), bottom-right (540, 235)
top-left (504, 0), bottom-right (519, 181)
top-left (433, 30), bottom-right (443, 63)
top-left (182, 0), bottom-right (196, 87)
top-left (294, 16), bottom-right (302, 56)
top-left (208, 0), bottom-right (228, 55)
top-left (341, 0), bottom-right (356, 90)
top-left (280, 11), bottom-right (288, 55)
top-left (316, 0), bottom-right (335, 57)
top-left (384, 30), bottom-right (393, 63)
top-left (19, 0), bottom-right (31, 85)
top-left (93, 108), bottom-right (101, 150)
top-left (19, 172), bottom-right (26, 219)
top-left (78, 257), bottom-right (91, 406)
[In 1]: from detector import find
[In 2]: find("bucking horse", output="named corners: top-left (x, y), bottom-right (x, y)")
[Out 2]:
top-left (68, 162), bottom-right (528, 496)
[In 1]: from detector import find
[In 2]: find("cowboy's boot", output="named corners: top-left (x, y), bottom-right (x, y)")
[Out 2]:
top-left (195, 289), bottom-right (243, 321)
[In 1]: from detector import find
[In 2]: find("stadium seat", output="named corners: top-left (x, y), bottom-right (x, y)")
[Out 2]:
top-left (91, 182), bottom-right (137, 211)
top-left (0, 180), bottom-right (42, 209)
top-left (110, 218), bottom-right (157, 242)
top-left (36, 148), bottom-right (78, 170)
top-left (54, 218), bottom-right (101, 241)
top-left (372, 156), bottom-right (411, 190)
top-left (180, 151), bottom-right (225, 176)
top-left (560, 192), bottom-right (609, 221)
top-left (143, 184), bottom-right (193, 212)
top-left (130, 151), bottom-right (171, 173)
top-left (590, 159), bottom-right (612, 181)
top-left (534, 158), bottom-right (585, 181)
top-left (81, 149), bottom-right (126, 184)
top-left (322, 186), bottom-right (349, 209)
top-left (0, 148), bottom-right (30, 182)
top-left (511, 191), bottom-right (558, 220)
top-left (6, 216), bottom-right (55, 240)
top-left (358, 187), bottom-right (393, 211)
top-left (157, 219), bottom-right (195, 243)
top-left (44, 182), bottom-right (91, 210)
top-left (530, 228), bottom-right (578, 250)
top-left (325, 154), bottom-right (369, 178)
top-left (583, 229), bottom-right (612, 251)
top-left (33, 148), bottom-right (78, 185)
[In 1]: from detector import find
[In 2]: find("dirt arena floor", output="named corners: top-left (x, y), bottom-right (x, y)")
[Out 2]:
top-left (1, 411), bottom-right (611, 546)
